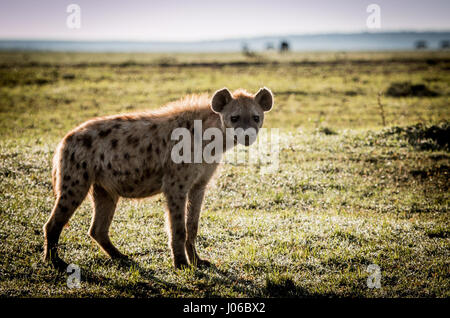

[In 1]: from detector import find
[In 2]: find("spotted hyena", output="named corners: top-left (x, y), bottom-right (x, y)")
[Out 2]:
top-left (43, 87), bottom-right (273, 270)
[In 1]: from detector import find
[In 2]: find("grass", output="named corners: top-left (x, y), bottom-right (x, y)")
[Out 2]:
top-left (0, 51), bottom-right (449, 297)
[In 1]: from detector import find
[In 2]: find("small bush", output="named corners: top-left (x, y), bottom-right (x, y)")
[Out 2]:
top-left (383, 122), bottom-right (449, 151)
top-left (318, 127), bottom-right (338, 135)
top-left (386, 82), bottom-right (439, 97)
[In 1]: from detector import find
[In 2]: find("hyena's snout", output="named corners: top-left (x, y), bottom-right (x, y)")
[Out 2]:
top-left (234, 127), bottom-right (258, 146)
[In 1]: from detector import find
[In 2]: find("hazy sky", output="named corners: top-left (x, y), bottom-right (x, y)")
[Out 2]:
top-left (0, 0), bottom-right (449, 41)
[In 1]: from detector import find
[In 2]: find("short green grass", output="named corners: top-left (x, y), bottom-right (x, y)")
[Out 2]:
top-left (0, 51), bottom-right (449, 297)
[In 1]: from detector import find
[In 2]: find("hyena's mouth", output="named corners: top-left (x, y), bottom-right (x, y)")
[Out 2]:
top-left (234, 134), bottom-right (256, 146)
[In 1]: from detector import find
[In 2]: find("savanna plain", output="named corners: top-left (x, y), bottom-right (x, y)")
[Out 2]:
top-left (0, 51), bottom-right (448, 297)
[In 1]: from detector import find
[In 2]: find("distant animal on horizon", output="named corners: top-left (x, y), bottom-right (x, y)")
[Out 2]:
top-left (43, 87), bottom-right (274, 270)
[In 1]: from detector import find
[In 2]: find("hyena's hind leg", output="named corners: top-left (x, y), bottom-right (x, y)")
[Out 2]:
top-left (43, 176), bottom-right (90, 271)
top-left (88, 184), bottom-right (127, 260)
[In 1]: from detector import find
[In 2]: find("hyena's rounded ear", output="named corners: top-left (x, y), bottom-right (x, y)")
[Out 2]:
top-left (211, 88), bottom-right (233, 113)
top-left (254, 87), bottom-right (273, 112)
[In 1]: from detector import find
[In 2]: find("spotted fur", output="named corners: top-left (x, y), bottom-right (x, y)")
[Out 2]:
top-left (43, 87), bottom-right (273, 270)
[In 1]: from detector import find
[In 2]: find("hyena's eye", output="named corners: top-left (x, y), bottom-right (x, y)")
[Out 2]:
top-left (230, 116), bottom-right (240, 123)
top-left (253, 115), bottom-right (260, 123)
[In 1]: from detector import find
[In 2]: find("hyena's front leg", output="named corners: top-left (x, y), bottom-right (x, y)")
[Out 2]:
top-left (163, 178), bottom-right (189, 269)
top-left (186, 184), bottom-right (211, 267)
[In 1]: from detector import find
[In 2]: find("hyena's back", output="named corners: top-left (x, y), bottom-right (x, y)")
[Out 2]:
top-left (53, 115), bottom-right (168, 199)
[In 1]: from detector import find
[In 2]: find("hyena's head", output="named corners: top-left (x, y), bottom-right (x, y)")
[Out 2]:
top-left (211, 87), bottom-right (273, 146)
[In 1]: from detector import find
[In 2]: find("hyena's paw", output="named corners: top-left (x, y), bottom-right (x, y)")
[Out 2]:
top-left (44, 250), bottom-right (69, 272)
top-left (109, 251), bottom-right (129, 260)
top-left (51, 256), bottom-right (69, 273)
top-left (111, 254), bottom-right (131, 267)
top-left (195, 259), bottom-right (212, 268)
top-left (174, 257), bottom-right (189, 270)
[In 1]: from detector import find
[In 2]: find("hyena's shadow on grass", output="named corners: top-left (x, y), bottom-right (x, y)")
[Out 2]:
top-left (74, 258), bottom-right (192, 296)
top-left (109, 257), bottom-right (261, 296)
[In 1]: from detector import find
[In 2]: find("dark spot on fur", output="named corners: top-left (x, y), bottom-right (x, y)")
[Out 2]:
top-left (76, 163), bottom-right (80, 169)
top-left (68, 190), bottom-right (74, 196)
top-left (70, 152), bottom-right (75, 162)
top-left (124, 153), bottom-right (130, 160)
top-left (100, 153), bottom-right (104, 161)
top-left (107, 163), bottom-right (112, 169)
top-left (63, 175), bottom-right (71, 181)
top-left (62, 185), bottom-right (67, 190)
top-left (71, 201), bottom-right (79, 207)
top-left (126, 135), bottom-right (139, 147)
top-left (179, 184), bottom-right (183, 190)
top-left (82, 161), bottom-right (87, 169)
top-left (139, 147), bottom-right (145, 154)
top-left (186, 121), bottom-right (191, 130)
top-left (99, 129), bottom-right (112, 138)
top-left (147, 143), bottom-right (152, 152)
top-left (111, 139), bottom-right (118, 149)
top-left (150, 124), bottom-right (157, 130)
top-left (60, 205), bottom-right (68, 213)
top-left (83, 172), bottom-right (89, 181)
top-left (80, 135), bottom-right (92, 149)
top-left (125, 170), bottom-right (130, 176)
top-left (113, 170), bottom-right (118, 176)
top-left (112, 123), bottom-right (121, 129)
top-left (155, 147), bottom-right (160, 154)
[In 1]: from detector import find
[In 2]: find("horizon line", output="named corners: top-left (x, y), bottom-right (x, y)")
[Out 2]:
top-left (1, 29), bottom-right (449, 44)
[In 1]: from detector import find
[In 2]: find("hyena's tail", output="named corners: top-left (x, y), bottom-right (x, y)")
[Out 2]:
top-left (51, 149), bottom-right (59, 196)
